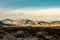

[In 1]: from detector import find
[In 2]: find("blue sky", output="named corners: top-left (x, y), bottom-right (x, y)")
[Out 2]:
top-left (0, 0), bottom-right (60, 8)
top-left (0, 0), bottom-right (60, 21)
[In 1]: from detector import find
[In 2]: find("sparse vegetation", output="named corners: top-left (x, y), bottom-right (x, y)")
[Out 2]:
top-left (0, 27), bottom-right (60, 40)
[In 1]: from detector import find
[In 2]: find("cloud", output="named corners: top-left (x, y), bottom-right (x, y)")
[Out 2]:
top-left (1, 8), bottom-right (60, 16)
top-left (0, 7), bottom-right (60, 21)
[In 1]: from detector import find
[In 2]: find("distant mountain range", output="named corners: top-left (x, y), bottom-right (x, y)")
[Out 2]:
top-left (0, 18), bottom-right (60, 27)
top-left (0, 19), bottom-right (17, 27)
top-left (0, 21), bottom-right (5, 26)
top-left (2, 19), bottom-right (15, 22)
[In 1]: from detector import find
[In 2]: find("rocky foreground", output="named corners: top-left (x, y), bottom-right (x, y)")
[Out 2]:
top-left (0, 26), bottom-right (60, 40)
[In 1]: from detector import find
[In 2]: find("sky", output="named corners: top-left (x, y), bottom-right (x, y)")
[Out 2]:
top-left (0, 0), bottom-right (60, 21)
